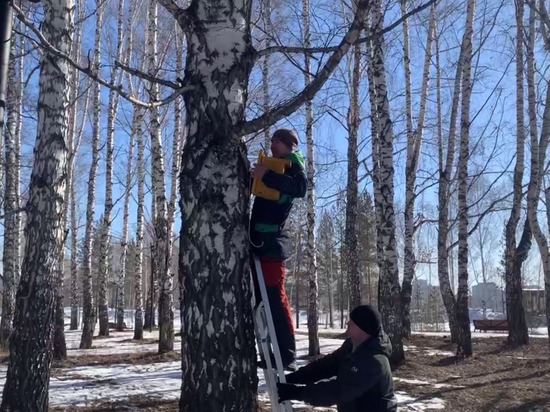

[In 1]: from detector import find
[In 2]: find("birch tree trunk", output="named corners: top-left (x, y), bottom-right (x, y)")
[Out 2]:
top-left (147, 0), bottom-right (174, 353)
top-left (455, 0), bottom-right (476, 357)
top-left (401, 3), bottom-right (434, 339)
top-left (98, 0), bottom-right (124, 337)
top-left (526, 4), bottom-right (550, 339)
top-left (0, 26), bottom-right (17, 349)
top-left (79, 0), bottom-right (103, 349)
top-left (0, 1), bottom-right (12, 146)
top-left (160, 0), bottom-right (369, 407)
top-left (302, 0), bottom-right (319, 357)
top-left (366, 0), bottom-right (404, 364)
top-left (69, 0), bottom-right (84, 331)
top-left (117, 122), bottom-right (135, 331)
top-left (505, 0), bottom-right (530, 347)
top-left (262, 0), bottom-right (272, 149)
top-left (346, 3), bottom-right (362, 311)
top-left (134, 106), bottom-right (145, 340)
top-left (13, 16), bottom-right (23, 293)
top-left (436, 9), bottom-right (462, 343)
top-left (0, 0), bottom-right (73, 407)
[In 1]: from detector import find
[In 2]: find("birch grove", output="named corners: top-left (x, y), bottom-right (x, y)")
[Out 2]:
top-left (4, 0), bottom-right (550, 408)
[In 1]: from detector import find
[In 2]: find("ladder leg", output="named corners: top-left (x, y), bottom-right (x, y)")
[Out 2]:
top-left (252, 256), bottom-right (294, 412)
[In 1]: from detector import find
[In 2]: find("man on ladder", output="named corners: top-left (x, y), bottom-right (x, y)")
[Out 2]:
top-left (250, 129), bottom-right (307, 410)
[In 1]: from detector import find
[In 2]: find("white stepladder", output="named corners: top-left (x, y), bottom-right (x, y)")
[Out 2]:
top-left (252, 256), bottom-right (294, 412)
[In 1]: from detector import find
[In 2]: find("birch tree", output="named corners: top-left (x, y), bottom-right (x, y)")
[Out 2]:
top-left (117, 120), bottom-right (135, 331)
top-left (261, 0), bottom-right (272, 149)
top-left (504, 0), bottom-right (530, 346)
top-left (80, 0), bottom-right (103, 349)
top-left (346, 0), bottom-right (362, 312)
top-left (133, 106), bottom-right (145, 340)
top-left (69, 0), bottom-right (86, 331)
top-left (0, 0), bottom-right (73, 406)
top-left (366, 0), bottom-right (405, 364)
top-left (98, 0), bottom-right (126, 337)
top-left (455, 0), bottom-right (476, 357)
top-left (436, 8), bottom-right (462, 343)
top-left (526, 2), bottom-right (550, 339)
top-left (303, 0), bottom-right (320, 357)
top-left (0, 20), bottom-right (18, 349)
top-left (401, 3), bottom-right (435, 339)
top-left (148, 0), bottom-right (174, 354)
top-left (164, 0), bottom-right (373, 407)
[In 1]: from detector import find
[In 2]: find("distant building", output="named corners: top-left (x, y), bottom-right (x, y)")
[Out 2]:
top-left (523, 286), bottom-right (545, 316)
top-left (471, 282), bottom-right (503, 312)
top-left (412, 278), bottom-right (429, 308)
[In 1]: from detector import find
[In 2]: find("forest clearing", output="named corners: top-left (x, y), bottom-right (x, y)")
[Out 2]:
top-left (2, 323), bottom-right (543, 411)
top-left (1, 0), bottom-right (550, 410)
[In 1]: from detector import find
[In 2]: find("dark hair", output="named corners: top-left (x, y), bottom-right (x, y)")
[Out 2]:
top-left (272, 129), bottom-right (299, 149)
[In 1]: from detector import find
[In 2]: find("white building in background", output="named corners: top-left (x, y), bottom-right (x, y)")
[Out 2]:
top-left (523, 286), bottom-right (545, 316)
top-left (471, 282), bottom-right (504, 313)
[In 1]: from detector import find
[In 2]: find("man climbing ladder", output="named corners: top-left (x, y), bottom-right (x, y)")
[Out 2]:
top-left (250, 129), bottom-right (307, 371)
top-left (250, 129), bottom-right (306, 411)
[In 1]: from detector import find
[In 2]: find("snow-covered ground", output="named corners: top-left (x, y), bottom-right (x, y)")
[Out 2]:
top-left (0, 310), bottom-right (545, 409)
top-left (0, 320), bottom-right (446, 410)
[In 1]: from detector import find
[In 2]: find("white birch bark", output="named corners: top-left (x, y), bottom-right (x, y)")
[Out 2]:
top-left (456, 0), bottom-right (476, 357)
top-left (134, 106), bottom-right (145, 340)
top-left (436, 7), bottom-right (463, 343)
top-left (526, 5), bottom-right (550, 339)
top-left (401, 3), bottom-right (435, 338)
top-left (69, 0), bottom-right (86, 331)
top-left (0, 0), bottom-right (73, 406)
top-left (505, 0), bottom-right (530, 346)
top-left (69, 7), bottom-right (88, 329)
top-left (79, 0), bottom-right (103, 349)
top-left (346, 1), bottom-right (362, 312)
top-left (13, 14), bottom-right (23, 291)
top-left (117, 117), bottom-right (135, 331)
top-left (147, 0), bottom-right (173, 353)
top-left (0, 20), bottom-right (18, 349)
top-left (366, 0), bottom-right (404, 364)
top-left (303, 0), bottom-right (319, 357)
top-left (168, 25), bottom-right (184, 255)
top-left (98, 0), bottom-right (125, 337)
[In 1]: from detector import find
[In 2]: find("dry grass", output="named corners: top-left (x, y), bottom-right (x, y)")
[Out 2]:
top-left (396, 335), bottom-right (550, 412)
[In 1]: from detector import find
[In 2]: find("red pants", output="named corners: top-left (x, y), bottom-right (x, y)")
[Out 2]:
top-left (251, 257), bottom-right (295, 366)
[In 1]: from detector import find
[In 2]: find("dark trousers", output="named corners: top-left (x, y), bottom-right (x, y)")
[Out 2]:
top-left (251, 256), bottom-right (296, 366)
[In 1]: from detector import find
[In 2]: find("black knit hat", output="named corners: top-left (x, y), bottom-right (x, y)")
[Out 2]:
top-left (272, 129), bottom-right (299, 150)
top-left (350, 305), bottom-right (382, 336)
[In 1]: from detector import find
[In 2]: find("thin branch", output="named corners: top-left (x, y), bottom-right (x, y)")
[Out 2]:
top-left (115, 60), bottom-right (180, 89)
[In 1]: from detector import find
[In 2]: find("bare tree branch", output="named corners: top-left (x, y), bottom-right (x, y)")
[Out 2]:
top-left (115, 60), bottom-right (180, 89)
top-left (238, 0), bottom-right (372, 136)
top-left (255, 0), bottom-right (436, 59)
top-left (11, 1), bottom-right (195, 108)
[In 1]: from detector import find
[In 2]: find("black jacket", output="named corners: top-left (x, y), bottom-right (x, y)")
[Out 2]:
top-left (285, 333), bottom-right (397, 412)
top-left (250, 151), bottom-right (306, 259)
